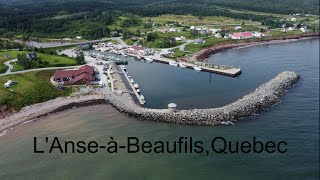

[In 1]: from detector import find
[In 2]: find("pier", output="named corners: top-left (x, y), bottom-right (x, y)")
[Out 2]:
top-left (127, 53), bottom-right (241, 77)
top-left (119, 65), bottom-right (146, 105)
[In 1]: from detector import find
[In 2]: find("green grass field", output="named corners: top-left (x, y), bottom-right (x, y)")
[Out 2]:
top-left (0, 50), bottom-right (77, 72)
top-left (0, 70), bottom-right (72, 110)
top-left (185, 37), bottom-right (230, 53)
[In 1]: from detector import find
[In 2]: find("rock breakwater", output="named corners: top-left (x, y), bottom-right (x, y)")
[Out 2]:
top-left (107, 71), bottom-right (300, 125)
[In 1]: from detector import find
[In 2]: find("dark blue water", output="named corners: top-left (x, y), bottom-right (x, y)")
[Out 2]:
top-left (0, 38), bottom-right (318, 179)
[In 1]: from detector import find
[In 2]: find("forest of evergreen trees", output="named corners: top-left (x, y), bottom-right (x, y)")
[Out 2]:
top-left (0, 0), bottom-right (318, 39)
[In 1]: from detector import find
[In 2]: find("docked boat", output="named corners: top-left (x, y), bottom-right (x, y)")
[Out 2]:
top-left (134, 84), bottom-right (139, 89)
top-left (145, 57), bottom-right (153, 63)
top-left (140, 95), bottom-right (145, 100)
top-left (179, 63), bottom-right (187, 68)
top-left (169, 62), bottom-right (178, 67)
top-left (122, 53), bottom-right (128, 57)
top-left (130, 79), bottom-right (134, 83)
top-left (193, 66), bottom-right (202, 71)
top-left (136, 89), bottom-right (140, 93)
top-left (137, 56), bottom-right (142, 60)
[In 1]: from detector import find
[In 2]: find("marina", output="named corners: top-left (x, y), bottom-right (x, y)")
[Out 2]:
top-left (90, 44), bottom-right (242, 77)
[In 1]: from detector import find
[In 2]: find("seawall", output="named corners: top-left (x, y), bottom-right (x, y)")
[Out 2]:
top-left (0, 71), bottom-right (300, 132)
top-left (107, 71), bottom-right (300, 125)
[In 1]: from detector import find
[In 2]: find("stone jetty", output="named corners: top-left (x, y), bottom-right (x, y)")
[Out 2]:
top-left (106, 71), bottom-right (300, 125)
top-left (0, 71), bottom-right (300, 132)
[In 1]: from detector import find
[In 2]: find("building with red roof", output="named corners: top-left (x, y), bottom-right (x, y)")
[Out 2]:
top-left (53, 65), bottom-right (95, 85)
top-left (231, 32), bottom-right (253, 39)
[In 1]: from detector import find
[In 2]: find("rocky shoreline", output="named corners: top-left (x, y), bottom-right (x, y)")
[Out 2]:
top-left (0, 71), bottom-right (299, 132)
top-left (194, 32), bottom-right (320, 61)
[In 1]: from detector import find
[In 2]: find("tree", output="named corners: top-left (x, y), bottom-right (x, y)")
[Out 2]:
top-left (76, 52), bottom-right (85, 65)
top-left (17, 53), bottom-right (32, 69)
top-left (147, 33), bottom-right (158, 41)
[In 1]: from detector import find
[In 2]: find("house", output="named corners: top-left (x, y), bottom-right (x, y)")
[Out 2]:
top-left (208, 28), bottom-right (221, 34)
top-left (252, 32), bottom-right (265, 38)
top-left (194, 39), bottom-right (205, 45)
top-left (288, 27), bottom-right (296, 31)
top-left (231, 32), bottom-right (253, 39)
top-left (169, 28), bottom-right (181, 32)
top-left (3, 54), bottom-right (10, 58)
top-left (53, 65), bottom-right (95, 86)
top-left (27, 52), bottom-right (37, 60)
top-left (110, 31), bottom-right (119, 37)
top-left (234, 26), bottom-right (242, 30)
top-left (127, 45), bottom-right (145, 55)
top-left (300, 27), bottom-right (308, 32)
top-left (62, 38), bottom-right (72, 41)
top-left (215, 33), bottom-right (222, 38)
top-left (131, 36), bottom-right (139, 41)
top-left (175, 36), bottom-right (186, 41)
top-left (290, 17), bottom-right (297, 22)
top-left (4, 80), bottom-right (15, 88)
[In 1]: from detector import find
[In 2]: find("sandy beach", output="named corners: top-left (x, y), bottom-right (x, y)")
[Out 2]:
top-left (0, 94), bottom-right (107, 133)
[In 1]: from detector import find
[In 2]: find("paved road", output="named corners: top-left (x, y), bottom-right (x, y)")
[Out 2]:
top-left (3, 59), bottom-right (17, 75)
top-left (0, 65), bottom-right (81, 77)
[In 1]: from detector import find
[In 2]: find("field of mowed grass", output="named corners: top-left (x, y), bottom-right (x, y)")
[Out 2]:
top-left (142, 14), bottom-right (258, 26)
top-left (0, 70), bottom-right (71, 110)
top-left (0, 50), bottom-right (77, 72)
top-left (185, 37), bottom-right (231, 53)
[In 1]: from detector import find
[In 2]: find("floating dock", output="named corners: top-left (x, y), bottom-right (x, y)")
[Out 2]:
top-left (127, 53), bottom-right (241, 77)
top-left (119, 65), bottom-right (145, 105)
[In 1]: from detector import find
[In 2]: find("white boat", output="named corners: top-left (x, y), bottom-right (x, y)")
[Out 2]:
top-left (130, 79), bottom-right (134, 83)
top-left (145, 57), bottom-right (153, 63)
top-left (136, 89), bottom-right (140, 93)
top-left (179, 63), bottom-right (187, 68)
top-left (137, 56), bottom-right (142, 60)
top-left (134, 84), bottom-right (139, 89)
top-left (169, 62), bottom-right (178, 67)
top-left (140, 95), bottom-right (145, 100)
top-left (193, 66), bottom-right (202, 71)
top-left (122, 53), bottom-right (128, 57)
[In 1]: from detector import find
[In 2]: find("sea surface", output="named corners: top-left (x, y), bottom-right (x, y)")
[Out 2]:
top-left (0, 38), bottom-right (319, 179)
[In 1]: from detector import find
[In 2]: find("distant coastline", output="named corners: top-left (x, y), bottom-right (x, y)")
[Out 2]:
top-left (194, 32), bottom-right (320, 61)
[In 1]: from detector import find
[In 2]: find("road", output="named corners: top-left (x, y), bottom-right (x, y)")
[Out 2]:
top-left (15, 37), bottom-right (127, 48)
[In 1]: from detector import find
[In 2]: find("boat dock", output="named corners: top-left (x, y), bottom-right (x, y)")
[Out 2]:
top-left (119, 65), bottom-right (145, 105)
top-left (127, 53), bottom-right (241, 77)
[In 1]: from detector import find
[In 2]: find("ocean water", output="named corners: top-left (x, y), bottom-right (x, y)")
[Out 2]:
top-left (0, 38), bottom-right (319, 179)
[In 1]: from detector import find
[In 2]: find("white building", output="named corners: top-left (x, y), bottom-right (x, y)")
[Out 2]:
top-left (215, 33), bottom-right (222, 38)
top-left (4, 80), bottom-right (14, 88)
top-left (291, 17), bottom-right (297, 22)
top-left (234, 26), bottom-right (242, 30)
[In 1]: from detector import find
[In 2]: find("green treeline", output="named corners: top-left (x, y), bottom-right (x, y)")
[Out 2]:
top-left (0, 0), bottom-right (318, 39)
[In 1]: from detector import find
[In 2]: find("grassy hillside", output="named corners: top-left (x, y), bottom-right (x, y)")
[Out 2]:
top-left (0, 70), bottom-right (72, 111)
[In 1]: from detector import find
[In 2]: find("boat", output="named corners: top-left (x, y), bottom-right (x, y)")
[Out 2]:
top-left (193, 66), bottom-right (202, 71)
top-left (140, 95), bottom-right (145, 100)
top-left (122, 53), bottom-right (128, 57)
top-left (145, 57), bottom-right (153, 63)
top-left (136, 89), bottom-right (140, 93)
top-left (130, 79), bottom-right (134, 83)
top-left (169, 62), bottom-right (178, 67)
top-left (137, 56), bottom-right (142, 60)
top-left (134, 84), bottom-right (139, 89)
top-left (179, 63), bottom-right (187, 68)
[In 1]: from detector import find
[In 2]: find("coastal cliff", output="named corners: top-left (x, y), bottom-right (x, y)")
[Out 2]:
top-left (195, 33), bottom-right (320, 61)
